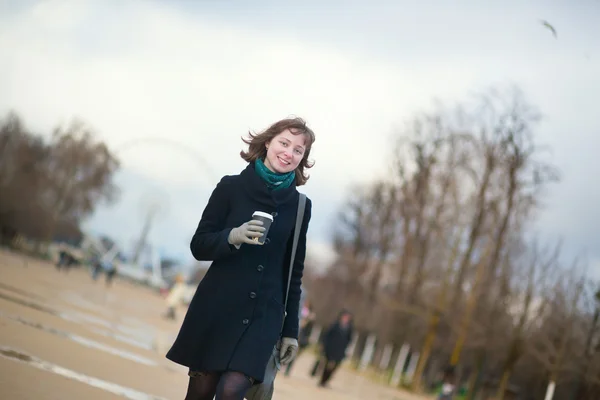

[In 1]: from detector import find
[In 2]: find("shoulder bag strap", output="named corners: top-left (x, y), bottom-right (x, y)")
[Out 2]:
top-left (283, 193), bottom-right (306, 316)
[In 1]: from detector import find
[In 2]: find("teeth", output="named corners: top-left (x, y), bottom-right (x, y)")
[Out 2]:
top-left (278, 157), bottom-right (290, 165)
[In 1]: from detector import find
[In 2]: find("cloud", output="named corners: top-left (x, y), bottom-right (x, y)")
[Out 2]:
top-left (1, 0), bottom-right (599, 274)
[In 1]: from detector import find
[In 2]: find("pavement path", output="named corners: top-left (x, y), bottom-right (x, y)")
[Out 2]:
top-left (0, 249), bottom-right (431, 400)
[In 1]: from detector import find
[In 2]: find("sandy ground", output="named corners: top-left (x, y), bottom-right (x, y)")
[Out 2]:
top-left (0, 249), bottom-right (430, 400)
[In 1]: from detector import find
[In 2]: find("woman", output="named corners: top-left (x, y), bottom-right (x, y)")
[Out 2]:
top-left (166, 117), bottom-right (315, 400)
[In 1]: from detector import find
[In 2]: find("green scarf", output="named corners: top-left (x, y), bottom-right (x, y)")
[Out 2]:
top-left (254, 159), bottom-right (296, 190)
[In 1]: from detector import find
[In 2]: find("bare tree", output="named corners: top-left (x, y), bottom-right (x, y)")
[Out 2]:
top-left (319, 85), bottom-right (600, 399)
top-left (495, 238), bottom-right (560, 400)
top-left (43, 120), bottom-right (120, 236)
top-left (331, 180), bottom-right (400, 328)
top-left (528, 260), bottom-right (587, 399)
top-left (0, 112), bottom-right (120, 245)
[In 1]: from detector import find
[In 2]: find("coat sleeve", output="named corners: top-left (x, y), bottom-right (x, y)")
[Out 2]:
top-left (281, 197), bottom-right (312, 339)
top-left (190, 176), bottom-right (239, 261)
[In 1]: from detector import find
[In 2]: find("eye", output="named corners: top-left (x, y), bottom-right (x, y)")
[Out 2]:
top-left (294, 148), bottom-right (303, 155)
top-left (280, 141), bottom-right (288, 147)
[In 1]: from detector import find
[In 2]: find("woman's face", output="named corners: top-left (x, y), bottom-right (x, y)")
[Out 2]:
top-left (264, 129), bottom-right (307, 174)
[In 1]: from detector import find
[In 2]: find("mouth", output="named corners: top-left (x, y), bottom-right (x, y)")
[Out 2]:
top-left (277, 156), bottom-right (290, 166)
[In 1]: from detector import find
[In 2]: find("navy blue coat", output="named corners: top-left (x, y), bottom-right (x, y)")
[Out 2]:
top-left (321, 321), bottom-right (353, 363)
top-left (165, 163), bottom-right (312, 382)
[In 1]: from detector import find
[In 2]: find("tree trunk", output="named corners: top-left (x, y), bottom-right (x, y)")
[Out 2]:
top-left (411, 315), bottom-right (439, 391)
top-left (411, 229), bottom-right (463, 390)
top-left (450, 242), bottom-right (493, 366)
top-left (450, 157), bottom-right (494, 311)
top-left (466, 351), bottom-right (485, 400)
top-left (496, 369), bottom-right (511, 400)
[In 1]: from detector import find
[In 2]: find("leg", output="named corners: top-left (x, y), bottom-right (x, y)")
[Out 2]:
top-left (310, 356), bottom-right (322, 377)
top-left (105, 270), bottom-right (115, 287)
top-left (215, 371), bottom-right (254, 400)
top-left (319, 359), bottom-right (339, 387)
top-left (318, 359), bottom-right (329, 386)
top-left (56, 253), bottom-right (65, 270)
top-left (92, 265), bottom-right (100, 281)
top-left (185, 371), bottom-right (220, 400)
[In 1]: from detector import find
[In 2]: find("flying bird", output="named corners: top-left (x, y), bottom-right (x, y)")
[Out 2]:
top-left (539, 19), bottom-right (557, 38)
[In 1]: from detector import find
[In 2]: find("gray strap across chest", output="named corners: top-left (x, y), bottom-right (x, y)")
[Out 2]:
top-left (281, 193), bottom-right (306, 328)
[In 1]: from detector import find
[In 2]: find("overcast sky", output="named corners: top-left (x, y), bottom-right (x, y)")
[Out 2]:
top-left (1, 0), bottom-right (598, 273)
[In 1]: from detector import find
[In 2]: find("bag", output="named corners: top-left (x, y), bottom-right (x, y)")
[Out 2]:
top-left (245, 193), bottom-right (307, 400)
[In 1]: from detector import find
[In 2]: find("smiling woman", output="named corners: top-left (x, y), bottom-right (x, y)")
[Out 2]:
top-left (240, 118), bottom-right (316, 186)
top-left (165, 117), bottom-right (316, 400)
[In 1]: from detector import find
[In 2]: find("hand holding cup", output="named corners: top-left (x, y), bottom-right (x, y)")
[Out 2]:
top-left (251, 212), bottom-right (273, 245)
top-left (228, 219), bottom-right (266, 246)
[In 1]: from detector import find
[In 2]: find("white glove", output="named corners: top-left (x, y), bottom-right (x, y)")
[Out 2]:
top-left (227, 220), bottom-right (265, 247)
top-left (280, 337), bottom-right (298, 365)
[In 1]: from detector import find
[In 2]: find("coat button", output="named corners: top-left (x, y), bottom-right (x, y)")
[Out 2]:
top-left (242, 319), bottom-right (249, 325)
top-left (249, 292), bottom-right (257, 299)
top-left (257, 265), bottom-right (264, 272)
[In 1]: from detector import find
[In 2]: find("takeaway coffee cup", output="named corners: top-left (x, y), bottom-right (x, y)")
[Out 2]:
top-left (252, 211), bottom-right (273, 245)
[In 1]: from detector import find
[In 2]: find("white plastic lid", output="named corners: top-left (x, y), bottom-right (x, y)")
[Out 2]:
top-left (252, 211), bottom-right (274, 221)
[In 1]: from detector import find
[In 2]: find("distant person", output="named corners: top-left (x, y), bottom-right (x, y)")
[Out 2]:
top-left (437, 367), bottom-right (456, 400)
top-left (163, 274), bottom-right (187, 320)
top-left (90, 256), bottom-right (103, 281)
top-left (165, 118), bottom-right (316, 400)
top-left (103, 260), bottom-right (117, 287)
top-left (310, 309), bottom-right (354, 388)
top-left (284, 299), bottom-right (316, 376)
top-left (55, 245), bottom-right (75, 272)
top-left (92, 261), bottom-right (104, 281)
top-left (55, 246), bottom-right (68, 271)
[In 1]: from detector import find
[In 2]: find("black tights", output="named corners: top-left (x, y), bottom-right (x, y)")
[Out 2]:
top-left (185, 370), bottom-right (254, 400)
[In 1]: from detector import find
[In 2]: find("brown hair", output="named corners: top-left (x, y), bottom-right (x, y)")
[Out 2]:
top-left (240, 117), bottom-right (316, 186)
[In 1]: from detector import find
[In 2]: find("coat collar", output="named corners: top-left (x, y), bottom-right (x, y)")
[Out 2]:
top-left (240, 163), bottom-right (298, 208)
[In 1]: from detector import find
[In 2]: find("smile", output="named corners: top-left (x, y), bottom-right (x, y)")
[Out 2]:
top-left (277, 156), bottom-right (290, 165)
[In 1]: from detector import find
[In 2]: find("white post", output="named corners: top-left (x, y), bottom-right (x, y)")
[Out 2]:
top-left (544, 381), bottom-right (556, 400)
top-left (404, 352), bottom-right (420, 384)
top-left (390, 343), bottom-right (410, 386)
top-left (309, 325), bottom-right (321, 345)
top-left (379, 344), bottom-right (393, 370)
top-left (359, 333), bottom-right (377, 371)
top-left (347, 332), bottom-right (359, 359)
